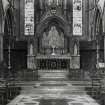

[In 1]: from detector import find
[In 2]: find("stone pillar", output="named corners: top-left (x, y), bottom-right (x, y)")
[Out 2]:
top-left (34, 37), bottom-right (38, 55)
top-left (27, 40), bottom-right (36, 69)
top-left (64, 0), bottom-right (67, 17)
top-left (102, 33), bottom-right (105, 97)
top-left (33, 37), bottom-right (38, 69)
top-left (70, 40), bottom-right (80, 69)
top-left (104, 34), bottom-right (105, 66)
top-left (96, 37), bottom-right (99, 67)
top-left (0, 34), bottom-right (3, 62)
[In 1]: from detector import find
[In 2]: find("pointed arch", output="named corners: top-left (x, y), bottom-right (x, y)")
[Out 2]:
top-left (102, 2), bottom-right (105, 32)
top-left (93, 4), bottom-right (104, 62)
top-left (93, 6), bottom-right (103, 39)
top-left (36, 16), bottom-right (70, 37)
top-left (0, 0), bottom-right (4, 34)
top-left (4, 4), bottom-right (15, 37)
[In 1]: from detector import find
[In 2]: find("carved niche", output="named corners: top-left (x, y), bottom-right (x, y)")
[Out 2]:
top-left (42, 26), bottom-right (64, 48)
top-left (41, 26), bottom-right (65, 54)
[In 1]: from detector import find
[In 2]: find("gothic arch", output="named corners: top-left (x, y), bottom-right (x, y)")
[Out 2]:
top-left (4, 5), bottom-right (15, 37)
top-left (0, 0), bottom-right (4, 34)
top-left (92, 6), bottom-right (103, 40)
top-left (36, 16), bottom-right (70, 37)
top-left (102, 3), bottom-right (105, 33)
top-left (93, 5), bottom-right (104, 62)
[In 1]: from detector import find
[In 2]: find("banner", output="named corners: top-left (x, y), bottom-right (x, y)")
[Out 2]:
top-left (73, 0), bottom-right (82, 36)
top-left (24, 0), bottom-right (34, 35)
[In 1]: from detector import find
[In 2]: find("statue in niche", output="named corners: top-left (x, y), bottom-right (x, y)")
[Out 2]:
top-left (30, 43), bottom-right (33, 55)
top-left (48, 26), bottom-right (60, 55)
top-left (42, 32), bottom-right (48, 47)
top-left (74, 43), bottom-right (78, 55)
top-left (42, 26), bottom-right (64, 55)
top-left (59, 32), bottom-right (64, 47)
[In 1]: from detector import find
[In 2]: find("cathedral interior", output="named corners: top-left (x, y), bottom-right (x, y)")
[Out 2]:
top-left (0, 0), bottom-right (105, 105)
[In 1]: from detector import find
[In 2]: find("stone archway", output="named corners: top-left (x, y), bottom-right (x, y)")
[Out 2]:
top-left (36, 16), bottom-right (71, 55)
top-left (3, 6), bottom-right (15, 68)
top-left (36, 16), bottom-right (70, 37)
top-left (93, 6), bottom-right (103, 38)
top-left (93, 6), bottom-right (104, 66)
top-left (102, 3), bottom-right (105, 64)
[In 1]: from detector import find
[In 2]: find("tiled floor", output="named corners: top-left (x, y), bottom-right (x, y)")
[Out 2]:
top-left (7, 81), bottom-right (100, 105)
top-left (7, 94), bottom-right (99, 105)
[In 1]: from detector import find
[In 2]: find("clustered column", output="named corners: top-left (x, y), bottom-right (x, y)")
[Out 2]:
top-left (0, 33), bottom-right (3, 62)
top-left (27, 37), bottom-right (37, 70)
top-left (104, 33), bottom-right (105, 66)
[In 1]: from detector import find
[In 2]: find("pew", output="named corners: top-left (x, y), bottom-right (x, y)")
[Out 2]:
top-left (0, 80), bottom-right (21, 105)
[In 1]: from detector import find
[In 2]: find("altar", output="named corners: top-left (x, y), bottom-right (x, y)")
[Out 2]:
top-left (36, 54), bottom-right (71, 70)
top-left (27, 25), bottom-right (80, 69)
top-left (27, 25), bottom-right (81, 80)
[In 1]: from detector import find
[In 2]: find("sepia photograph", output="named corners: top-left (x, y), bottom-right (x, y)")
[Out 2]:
top-left (0, 0), bottom-right (105, 105)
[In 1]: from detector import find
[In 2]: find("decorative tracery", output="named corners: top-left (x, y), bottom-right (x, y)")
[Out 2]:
top-left (48, 0), bottom-right (63, 6)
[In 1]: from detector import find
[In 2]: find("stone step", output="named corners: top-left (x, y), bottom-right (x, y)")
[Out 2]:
top-left (20, 80), bottom-right (87, 95)
top-left (21, 86), bottom-right (86, 95)
top-left (38, 70), bottom-right (69, 81)
top-left (15, 80), bottom-right (92, 88)
top-left (21, 84), bottom-right (86, 94)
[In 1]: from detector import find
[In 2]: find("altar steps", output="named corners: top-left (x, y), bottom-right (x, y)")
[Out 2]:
top-left (20, 80), bottom-right (86, 95)
top-left (38, 70), bottom-right (69, 81)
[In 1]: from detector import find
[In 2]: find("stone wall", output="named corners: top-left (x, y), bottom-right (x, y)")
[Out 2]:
top-left (13, 0), bottom-right (90, 40)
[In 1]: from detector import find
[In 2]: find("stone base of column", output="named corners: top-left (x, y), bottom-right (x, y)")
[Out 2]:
top-left (70, 55), bottom-right (80, 69)
top-left (27, 55), bottom-right (36, 69)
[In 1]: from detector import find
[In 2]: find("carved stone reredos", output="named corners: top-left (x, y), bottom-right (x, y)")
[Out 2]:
top-left (36, 14), bottom-right (70, 37)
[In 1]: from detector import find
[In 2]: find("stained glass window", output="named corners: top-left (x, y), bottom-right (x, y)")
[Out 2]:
top-left (24, 0), bottom-right (34, 35)
top-left (73, 0), bottom-right (82, 36)
top-left (48, 0), bottom-right (62, 6)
